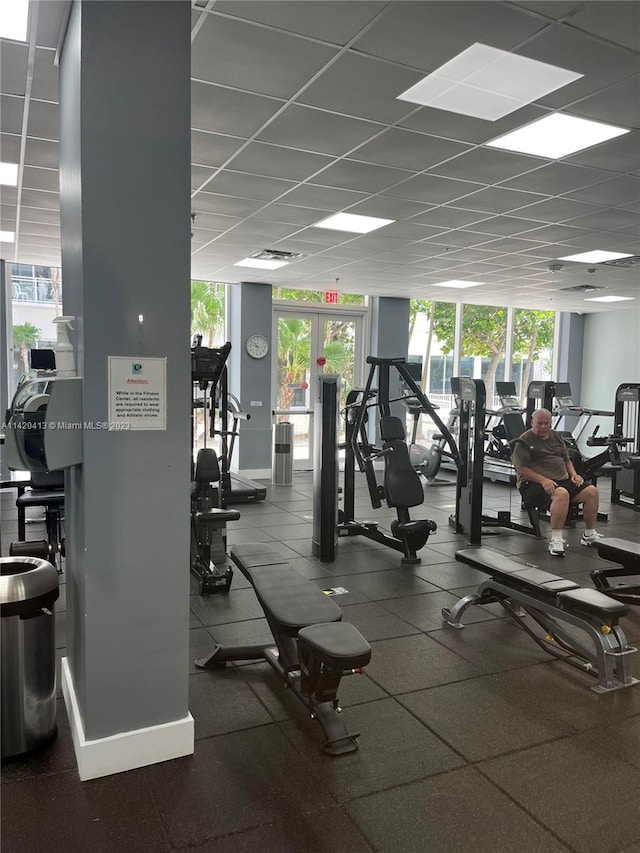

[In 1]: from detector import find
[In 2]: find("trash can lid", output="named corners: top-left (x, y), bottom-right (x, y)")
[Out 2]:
top-left (0, 557), bottom-right (59, 606)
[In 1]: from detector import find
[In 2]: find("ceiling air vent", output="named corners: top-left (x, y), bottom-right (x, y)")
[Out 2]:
top-left (560, 284), bottom-right (604, 293)
top-left (251, 249), bottom-right (305, 262)
top-left (602, 255), bottom-right (640, 267)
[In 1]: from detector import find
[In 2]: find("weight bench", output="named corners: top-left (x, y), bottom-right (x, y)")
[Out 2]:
top-left (195, 543), bottom-right (371, 755)
top-left (442, 546), bottom-right (637, 693)
top-left (591, 538), bottom-right (640, 605)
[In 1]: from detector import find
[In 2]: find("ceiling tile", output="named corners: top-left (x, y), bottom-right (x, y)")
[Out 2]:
top-left (0, 132), bottom-right (21, 164)
top-left (249, 204), bottom-right (333, 225)
top-left (516, 24), bottom-right (640, 108)
top-left (513, 197), bottom-right (604, 223)
top-left (226, 142), bottom-right (334, 181)
top-left (22, 167), bottom-right (59, 193)
top-left (191, 131), bottom-right (245, 168)
top-left (191, 192), bottom-right (265, 218)
top-left (351, 127), bottom-right (472, 171)
top-left (192, 14), bottom-right (339, 98)
top-left (455, 186), bottom-right (545, 214)
top-left (566, 131), bottom-right (640, 173)
top-left (400, 103), bottom-right (547, 146)
top-left (257, 105), bottom-right (381, 156)
top-left (567, 2), bottom-right (640, 53)
top-left (297, 52), bottom-right (422, 123)
top-left (431, 148), bottom-right (546, 184)
top-left (353, 1), bottom-right (546, 72)
top-left (27, 99), bottom-right (59, 141)
top-left (501, 162), bottom-right (614, 195)
top-left (382, 174), bottom-right (482, 204)
top-left (408, 207), bottom-right (491, 229)
top-left (0, 41), bottom-right (28, 96)
top-left (565, 175), bottom-right (640, 208)
top-left (213, 1), bottom-right (387, 44)
top-left (346, 196), bottom-right (434, 221)
top-left (31, 49), bottom-right (58, 103)
top-left (200, 170), bottom-right (297, 201)
top-left (24, 137), bottom-right (59, 169)
top-left (311, 159), bottom-right (412, 193)
top-left (1, 95), bottom-right (24, 135)
top-left (276, 183), bottom-right (368, 210)
top-left (567, 75), bottom-right (640, 128)
top-left (191, 82), bottom-right (283, 137)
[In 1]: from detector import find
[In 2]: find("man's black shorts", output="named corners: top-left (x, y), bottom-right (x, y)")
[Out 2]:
top-left (519, 478), bottom-right (592, 510)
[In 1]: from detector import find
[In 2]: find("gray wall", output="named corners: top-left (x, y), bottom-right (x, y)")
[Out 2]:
top-left (228, 282), bottom-right (273, 473)
top-left (370, 296), bottom-right (411, 421)
top-left (60, 0), bottom-right (191, 740)
top-left (556, 312), bottom-right (585, 401)
top-left (581, 307), bottom-right (640, 408)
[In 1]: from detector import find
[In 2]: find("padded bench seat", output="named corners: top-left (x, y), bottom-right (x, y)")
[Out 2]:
top-left (298, 623), bottom-right (371, 671)
top-left (231, 545), bottom-right (342, 632)
top-left (594, 537), bottom-right (640, 567)
top-left (557, 587), bottom-right (628, 619)
top-left (456, 547), bottom-right (579, 599)
top-left (16, 490), bottom-right (64, 508)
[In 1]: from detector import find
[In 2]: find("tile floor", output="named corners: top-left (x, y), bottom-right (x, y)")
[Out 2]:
top-left (1, 471), bottom-right (640, 853)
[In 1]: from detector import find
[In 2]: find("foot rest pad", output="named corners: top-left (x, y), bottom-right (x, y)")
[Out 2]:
top-left (298, 622), bottom-right (371, 670)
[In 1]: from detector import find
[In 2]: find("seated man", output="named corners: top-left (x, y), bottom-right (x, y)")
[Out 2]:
top-left (511, 408), bottom-right (602, 557)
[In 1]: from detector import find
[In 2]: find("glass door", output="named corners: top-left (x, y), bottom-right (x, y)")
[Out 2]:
top-left (273, 308), bottom-right (364, 470)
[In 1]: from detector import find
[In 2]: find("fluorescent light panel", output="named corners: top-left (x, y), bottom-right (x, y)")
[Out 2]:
top-left (585, 295), bottom-right (635, 303)
top-left (487, 113), bottom-right (629, 159)
top-left (432, 280), bottom-right (485, 289)
top-left (234, 257), bottom-right (289, 270)
top-left (397, 43), bottom-right (582, 121)
top-left (1, 0), bottom-right (29, 41)
top-left (0, 163), bottom-right (19, 186)
top-left (312, 212), bottom-right (394, 234)
top-left (559, 250), bottom-right (634, 264)
top-left (0, 231), bottom-right (16, 243)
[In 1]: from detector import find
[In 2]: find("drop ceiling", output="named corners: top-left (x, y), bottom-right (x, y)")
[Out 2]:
top-left (1, 0), bottom-right (639, 312)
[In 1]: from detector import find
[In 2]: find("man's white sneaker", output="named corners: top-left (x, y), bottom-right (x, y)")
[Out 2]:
top-left (549, 538), bottom-right (567, 557)
top-left (581, 531), bottom-right (604, 547)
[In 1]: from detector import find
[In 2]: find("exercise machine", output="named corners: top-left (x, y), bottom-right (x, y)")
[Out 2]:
top-left (552, 382), bottom-right (614, 447)
top-left (450, 377), bottom-right (541, 544)
top-left (610, 383), bottom-right (640, 511)
top-left (442, 546), bottom-right (637, 693)
top-left (191, 337), bottom-right (267, 506)
top-left (482, 381), bottom-right (527, 484)
top-left (401, 363), bottom-right (456, 486)
top-left (190, 448), bottom-right (239, 594)
top-left (190, 340), bottom-right (239, 594)
top-left (337, 356), bottom-right (460, 564)
top-left (224, 393), bottom-right (267, 502)
top-left (195, 543), bottom-right (371, 755)
top-left (590, 538), bottom-right (640, 605)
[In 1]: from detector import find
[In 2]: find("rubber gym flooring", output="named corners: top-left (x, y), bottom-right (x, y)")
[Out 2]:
top-left (2, 472), bottom-right (640, 853)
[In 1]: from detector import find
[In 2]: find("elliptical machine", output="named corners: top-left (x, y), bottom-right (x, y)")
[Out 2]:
top-left (190, 338), bottom-right (239, 594)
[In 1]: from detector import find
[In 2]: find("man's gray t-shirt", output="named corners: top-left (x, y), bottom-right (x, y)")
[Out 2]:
top-left (511, 429), bottom-right (569, 488)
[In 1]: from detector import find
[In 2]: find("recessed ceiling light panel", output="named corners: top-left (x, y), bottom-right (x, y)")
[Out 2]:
top-left (234, 258), bottom-right (289, 270)
top-left (585, 295), bottom-right (635, 303)
top-left (486, 113), bottom-right (629, 159)
top-left (0, 231), bottom-right (16, 243)
top-left (432, 280), bottom-right (485, 289)
top-left (0, 162), bottom-right (19, 186)
top-left (559, 250), bottom-right (634, 264)
top-left (1, 0), bottom-right (29, 41)
top-left (312, 213), bottom-right (394, 234)
top-left (397, 43), bottom-right (582, 121)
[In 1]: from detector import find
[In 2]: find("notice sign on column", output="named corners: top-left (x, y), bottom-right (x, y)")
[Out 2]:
top-left (108, 357), bottom-right (167, 430)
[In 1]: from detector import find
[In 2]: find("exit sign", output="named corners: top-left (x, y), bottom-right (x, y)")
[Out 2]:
top-left (324, 290), bottom-right (339, 304)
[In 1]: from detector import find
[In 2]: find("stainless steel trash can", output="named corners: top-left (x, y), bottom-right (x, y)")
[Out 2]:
top-left (272, 421), bottom-right (294, 485)
top-left (1, 557), bottom-right (59, 759)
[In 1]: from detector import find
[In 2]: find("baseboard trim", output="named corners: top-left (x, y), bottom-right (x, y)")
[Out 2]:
top-left (61, 657), bottom-right (194, 781)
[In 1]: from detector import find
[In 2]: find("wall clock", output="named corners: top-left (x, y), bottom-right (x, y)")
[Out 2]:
top-left (245, 334), bottom-right (269, 359)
